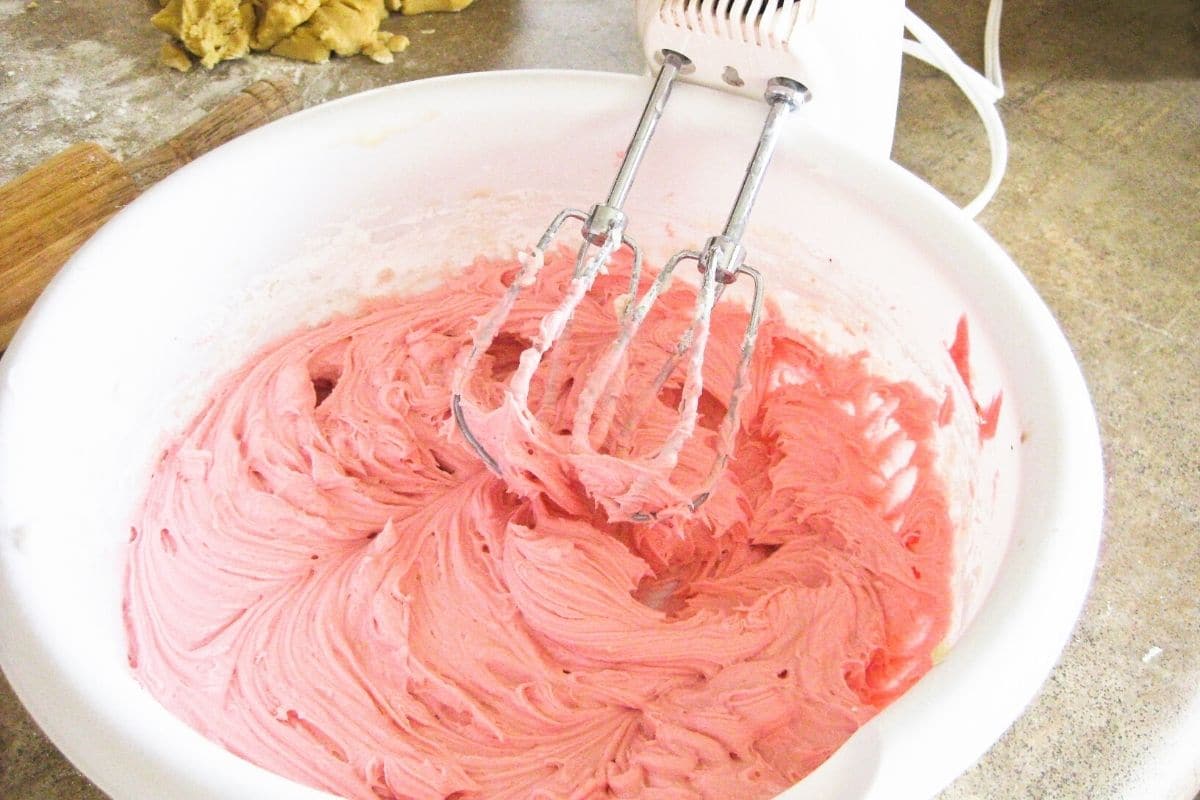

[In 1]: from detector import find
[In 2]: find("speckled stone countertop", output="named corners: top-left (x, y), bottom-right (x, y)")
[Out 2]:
top-left (1, 1), bottom-right (1197, 798)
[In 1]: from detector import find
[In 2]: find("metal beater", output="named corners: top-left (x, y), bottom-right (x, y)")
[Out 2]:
top-left (451, 50), bottom-right (810, 520)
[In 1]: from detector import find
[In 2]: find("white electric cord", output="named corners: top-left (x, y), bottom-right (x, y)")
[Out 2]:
top-left (903, 0), bottom-right (1007, 217)
top-left (984, 0), bottom-right (1005, 95)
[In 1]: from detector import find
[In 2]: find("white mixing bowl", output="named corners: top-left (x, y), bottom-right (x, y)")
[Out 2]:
top-left (0, 71), bottom-right (1103, 799)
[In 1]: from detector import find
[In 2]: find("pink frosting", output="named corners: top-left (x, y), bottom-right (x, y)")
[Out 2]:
top-left (948, 315), bottom-right (1002, 441)
top-left (125, 252), bottom-right (955, 799)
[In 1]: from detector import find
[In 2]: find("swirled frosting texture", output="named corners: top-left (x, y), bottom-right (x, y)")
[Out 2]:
top-left (125, 253), bottom-right (954, 800)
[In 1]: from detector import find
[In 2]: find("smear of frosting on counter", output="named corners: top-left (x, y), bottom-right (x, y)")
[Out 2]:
top-left (125, 251), bottom-right (956, 800)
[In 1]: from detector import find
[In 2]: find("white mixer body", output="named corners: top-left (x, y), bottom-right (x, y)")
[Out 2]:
top-left (637, 0), bottom-right (906, 158)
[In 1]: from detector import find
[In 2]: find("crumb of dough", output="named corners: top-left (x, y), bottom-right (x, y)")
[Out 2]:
top-left (361, 39), bottom-right (394, 64)
top-left (153, 0), bottom-right (256, 69)
top-left (25, 1), bottom-right (39, 10)
top-left (362, 30), bottom-right (409, 64)
top-left (289, 0), bottom-right (386, 58)
top-left (160, 41), bottom-right (195, 71)
top-left (157, 0), bottom-right (474, 69)
top-left (267, 28), bottom-right (329, 63)
top-left (251, 0), bottom-right (321, 50)
top-left (401, 0), bottom-right (472, 13)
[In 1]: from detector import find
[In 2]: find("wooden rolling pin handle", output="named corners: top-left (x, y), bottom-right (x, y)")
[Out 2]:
top-left (125, 80), bottom-right (302, 188)
top-left (0, 79), bottom-right (301, 349)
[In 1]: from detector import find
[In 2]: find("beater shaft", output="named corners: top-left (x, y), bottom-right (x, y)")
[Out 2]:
top-left (604, 50), bottom-right (691, 213)
top-left (699, 77), bottom-right (812, 284)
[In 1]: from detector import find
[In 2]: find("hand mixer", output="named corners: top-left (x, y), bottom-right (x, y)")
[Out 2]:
top-left (451, 0), bottom-right (981, 521)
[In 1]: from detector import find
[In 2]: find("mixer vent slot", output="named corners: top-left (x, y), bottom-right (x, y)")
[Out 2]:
top-left (659, 0), bottom-right (801, 49)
